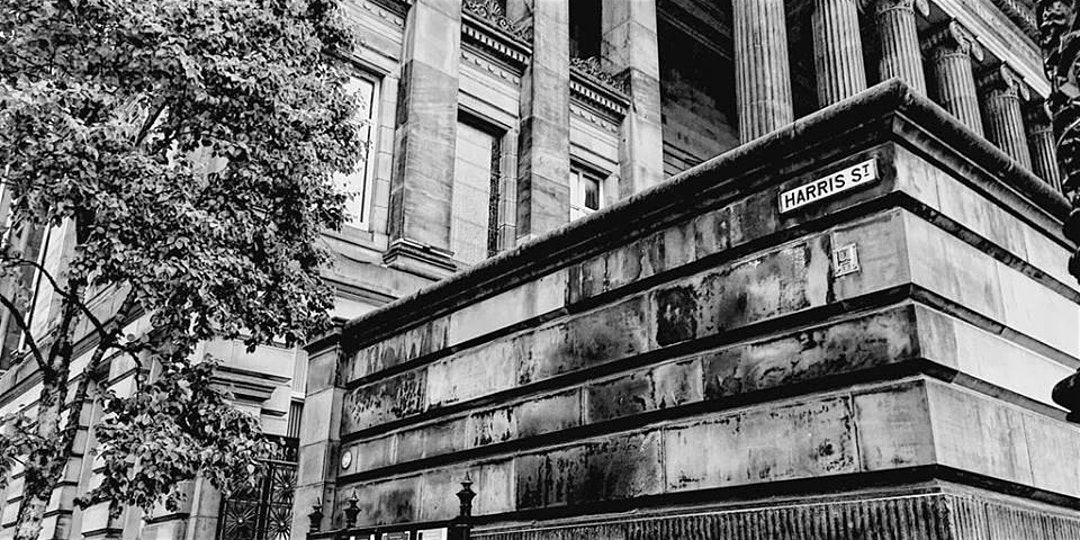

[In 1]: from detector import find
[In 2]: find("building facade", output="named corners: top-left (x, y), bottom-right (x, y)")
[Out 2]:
top-left (1, 0), bottom-right (1075, 539)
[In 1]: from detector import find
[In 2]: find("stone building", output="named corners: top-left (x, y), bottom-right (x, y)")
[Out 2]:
top-left (296, 0), bottom-right (1080, 539)
top-left (1, 0), bottom-right (1076, 540)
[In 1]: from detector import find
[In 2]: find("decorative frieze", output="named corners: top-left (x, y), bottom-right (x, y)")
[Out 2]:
top-left (989, 0), bottom-right (1039, 42)
top-left (461, 48), bottom-right (522, 85)
top-left (461, 11), bottom-right (530, 71)
top-left (463, 0), bottom-right (531, 43)
top-left (570, 56), bottom-right (630, 95)
top-left (569, 75), bottom-right (629, 121)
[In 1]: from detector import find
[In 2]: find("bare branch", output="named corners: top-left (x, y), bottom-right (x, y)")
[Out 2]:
top-left (0, 292), bottom-right (46, 372)
top-left (2, 258), bottom-right (113, 342)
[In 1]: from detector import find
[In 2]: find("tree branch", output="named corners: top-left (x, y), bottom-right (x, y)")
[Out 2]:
top-left (2, 258), bottom-right (114, 342)
top-left (0, 292), bottom-right (46, 372)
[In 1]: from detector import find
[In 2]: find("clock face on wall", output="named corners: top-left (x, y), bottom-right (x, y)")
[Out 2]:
top-left (341, 449), bottom-right (352, 470)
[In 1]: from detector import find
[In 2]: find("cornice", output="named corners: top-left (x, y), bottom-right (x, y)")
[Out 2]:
top-left (569, 58), bottom-right (630, 121)
top-left (461, 9), bottom-right (531, 71)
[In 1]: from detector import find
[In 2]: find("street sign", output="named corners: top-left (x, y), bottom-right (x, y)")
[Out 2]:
top-left (778, 159), bottom-right (878, 213)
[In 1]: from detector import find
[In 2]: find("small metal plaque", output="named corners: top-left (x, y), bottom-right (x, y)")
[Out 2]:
top-left (417, 529), bottom-right (447, 540)
top-left (833, 244), bottom-right (860, 277)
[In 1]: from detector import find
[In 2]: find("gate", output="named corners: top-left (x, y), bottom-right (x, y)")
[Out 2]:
top-left (217, 436), bottom-right (299, 540)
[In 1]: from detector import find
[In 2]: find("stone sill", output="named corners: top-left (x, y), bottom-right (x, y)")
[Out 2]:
top-left (329, 79), bottom-right (1070, 356)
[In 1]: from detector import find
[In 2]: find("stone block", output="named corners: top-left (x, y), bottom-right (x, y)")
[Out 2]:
top-left (516, 389), bottom-right (581, 438)
top-left (664, 396), bottom-right (856, 492)
top-left (342, 368), bottom-right (427, 434)
top-left (1021, 413), bottom-right (1080, 497)
top-left (348, 318), bottom-right (448, 382)
top-left (692, 208), bottom-right (732, 260)
top-left (997, 261), bottom-right (1079, 356)
top-left (582, 431), bottom-right (663, 502)
top-left (344, 435), bottom-right (394, 476)
top-left (702, 306), bottom-right (917, 399)
top-left (651, 357), bottom-right (704, 409)
top-left (421, 417), bottom-right (469, 458)
top-left (395, 426), bottom-right (426, 463)
top-left (347, 475), bottom-right (421, 526)
top-left (926, 381), bottom-right (1035, 487)
top-left (467, 406), bottom-right (517, 448)
top-left (586, 371), bottom-right (656, 423)
top-left (475, 459), bottom-right (515, 515)
top-left (518, 297), bottom-right (649, 385)
top-left (653, 283), bottom-right (698, 347)
top-left (426, 339), bottom-right (515, 407)
top-left (515, 445), bottom-right (588, 509)
top-left (852, 380), bottom-right (935, 471)
top-left (830, 210), bottom-right (910, 300)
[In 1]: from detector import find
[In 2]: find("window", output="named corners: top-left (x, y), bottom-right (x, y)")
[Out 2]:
top-left (569, 0), bottom-right (603, 59)
top-left (335, 74), bottom-right (380, 228)
top-left (570, 166), bottom-right (603, 221)
top-left (450, 121), bottom-right (502, 265)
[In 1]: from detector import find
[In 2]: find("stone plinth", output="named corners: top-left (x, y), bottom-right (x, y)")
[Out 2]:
top-left (302, 81), bottom-right (1077, 540)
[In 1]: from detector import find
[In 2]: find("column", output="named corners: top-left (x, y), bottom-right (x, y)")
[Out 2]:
top-left (923, 21), bottom-right (984, 135)
top-left (516, 0), bottom-right (571, 239)
top-left (384, 0), bottom-right (462, 276)
top-left (869, 0), bottom-right (929, 95)
top-left (602, 0), bottom-right (664, 195)
top-left (1025, 101), bottom-right (1064, 192)
top-left (979, 65), bottom-right (1032, 169)
top-left (812, 0), bottom-right (867, 105)
top-left (733, 0), bottom-right (793, 143)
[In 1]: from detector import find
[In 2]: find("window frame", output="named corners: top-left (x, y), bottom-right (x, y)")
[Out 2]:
top-left (569, 162), bottom-right (606, 221)
top-left (337, 71), bottom-right (382, 231)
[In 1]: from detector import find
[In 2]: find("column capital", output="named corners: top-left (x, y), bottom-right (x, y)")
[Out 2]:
top-left (978, 64), bottom-right (1030, 100)
top-left (922, 20), bottom-right (984, 62)
top-left (862, 0), bottom-right (928, 17)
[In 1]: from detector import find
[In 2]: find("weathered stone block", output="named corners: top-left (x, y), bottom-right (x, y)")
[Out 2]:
top-left (347, 475), bottom-right (420, 526)
top-left (516, 389), bottom-right (581, 438)
top-left (852, 380), bottom-right (934, 471)
top-left (345, 435), bottom-right (395, 475)
top-left (830, 210), bottom-right (909, 300)
top-left (582, 432), bottom-right (663, 501)
top-left (664, 396), bottom-right (856, 492)
top-left (586, 371), bottom-right (655, 423)
top-left (342, 368), bottom-right (427, 434)
top-left (651, 357), bottom-right (704, 409)
top-left (515, 445), bottom-right (588, 509)
top-left (702, 306), bottom-right (917, 399)
top-left (426, 339), bottom-right (515, 407)
top-left (467, 406), bottom-right (516, 448)
top-left (348, 318), bottom-right (448, 382)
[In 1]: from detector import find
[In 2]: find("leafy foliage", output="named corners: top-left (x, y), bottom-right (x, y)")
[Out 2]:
top-left (0, 0), bottom-right (361, 534)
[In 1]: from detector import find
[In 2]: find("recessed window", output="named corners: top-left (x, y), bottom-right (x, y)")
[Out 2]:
top-left (451, 120), bottom-right (502, 264)
top-left (570, 166), bottom-right (603, 221)
top-left (335, 74), bottom-right (380, 229)
top-left (569, 0), bottom-right (602, 59)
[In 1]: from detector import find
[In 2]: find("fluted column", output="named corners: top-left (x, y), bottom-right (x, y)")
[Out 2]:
top-left (924, 21), bottom-right (984, 135)
top-left (1025, 101), bottom-right (1064, 192)
top-left (868, 0), bottom-right (928, 95)
top-left (733, 0), bottom-right (793, 143)
top-left (813, 0), bottom-right (867, 105)
top-left (978, 65), bottom-right (1032, 169)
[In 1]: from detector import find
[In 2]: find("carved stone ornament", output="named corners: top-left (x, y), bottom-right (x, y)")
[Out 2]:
top-left (570, 56), bottom-right (630, 95)
top-left (866, 0), bottom-right (930, 18)
top-left (922, 20), bottom-right (985, 62)
top-left (1036, 0), bottom-right (1080, 413)
top-left (463, 0), bottom-right (531, 42)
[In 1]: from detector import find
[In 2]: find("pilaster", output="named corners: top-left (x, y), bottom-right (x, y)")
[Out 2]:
top-left (923, 20), bottom-right (984, 135)
top-left (869, 0), bottom-right (928, 95)
top-left (602, 0), bottom-right (664, 195)
top-left (385, 0), bottom-right (463, 276)
top-left (978, 65), bottom-right (1032, 169)
top-left (516, 0), bottom-right (571, 239)
top-left (733, 0), bottom-right (793, 143)
top-left (1025, 101), bottom-right (1063, 192)
top-left (290, 339), bottom-right (345, 540)
top-left (812, 0), bottom-right (867, 105)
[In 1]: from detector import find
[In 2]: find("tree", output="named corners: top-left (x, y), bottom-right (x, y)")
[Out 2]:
top-left (0, 1), bottom-right (362, 538)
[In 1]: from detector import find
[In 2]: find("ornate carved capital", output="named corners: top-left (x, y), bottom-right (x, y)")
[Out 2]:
top-left (865, 0), bottom-right (929, 18)
top-left (462, 0), bottom-right (531, 42)
top-left (923, 20), bottom-right (985, 62)
top-left (978, 64), bottom-right (1031, 99)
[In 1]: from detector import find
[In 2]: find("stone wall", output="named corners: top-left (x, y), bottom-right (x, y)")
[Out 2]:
top-left (298, 80), bottom-right (1080, 538)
